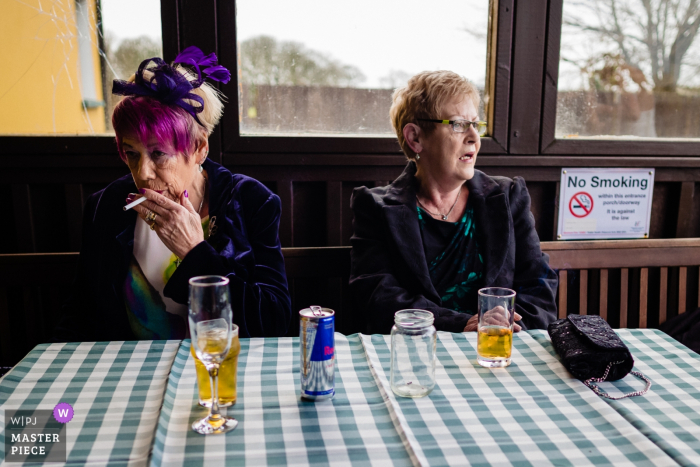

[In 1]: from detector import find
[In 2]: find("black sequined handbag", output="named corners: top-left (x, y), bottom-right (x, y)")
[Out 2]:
top-left (548, 315), bottom-right (651, 399)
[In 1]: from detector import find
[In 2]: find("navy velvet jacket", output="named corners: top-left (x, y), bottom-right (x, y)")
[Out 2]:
top-left (350, 162), bottom-right (558, 334)
top-left (53, 159), bottom-right (291, 342)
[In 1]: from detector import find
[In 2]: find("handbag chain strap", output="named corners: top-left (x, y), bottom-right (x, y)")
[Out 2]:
top-left (584, 360), bottom-right (652, 400)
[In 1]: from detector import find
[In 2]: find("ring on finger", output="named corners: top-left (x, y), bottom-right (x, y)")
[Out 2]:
top-left (146, 210), bottom-right (157, 222)
top-left (150, 221), bottom-right (157, 230)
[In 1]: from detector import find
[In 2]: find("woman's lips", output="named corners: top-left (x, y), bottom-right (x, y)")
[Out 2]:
top-left (459, 153), bottom-right (475, 161)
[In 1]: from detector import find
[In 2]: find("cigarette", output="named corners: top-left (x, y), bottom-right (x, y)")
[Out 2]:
top-left (123, 196), bottom-right (148, 211)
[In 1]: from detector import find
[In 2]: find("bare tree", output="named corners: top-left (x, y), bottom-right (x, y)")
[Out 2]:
top-left (564, 0), bottom-right (700, 91)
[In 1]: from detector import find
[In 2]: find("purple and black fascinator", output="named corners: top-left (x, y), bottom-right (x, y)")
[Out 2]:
top-left (112, 46), bottom-right (231, 126)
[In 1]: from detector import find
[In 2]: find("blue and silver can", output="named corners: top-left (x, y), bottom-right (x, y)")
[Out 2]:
top-left (300, 306), bottom-right (335, 400)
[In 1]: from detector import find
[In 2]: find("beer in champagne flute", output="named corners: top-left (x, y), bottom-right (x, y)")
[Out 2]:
top-left (192, 327), bottom-right (240, 407)
top-left (188, 276), bottom-right (238, 435)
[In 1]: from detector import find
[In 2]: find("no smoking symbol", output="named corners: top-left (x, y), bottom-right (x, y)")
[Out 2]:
top-left (569, 192), bottom-right (593, 218)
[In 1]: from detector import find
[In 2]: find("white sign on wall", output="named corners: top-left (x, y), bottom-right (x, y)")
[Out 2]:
top-left (557, 168), bottom-right (655, 240)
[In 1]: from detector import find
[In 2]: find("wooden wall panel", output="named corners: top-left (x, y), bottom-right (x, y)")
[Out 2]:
top-left (326, 181), bottom-right (343, 246)
top-left (0, 185), bottom-right (17, 254)
top-left (65, 184), bottom-right (84, 252)
top-left (0, 169), bottom-right (697, 252)
top-left (650, 182), bottom-right (683, 239)
top-left (30, 184), bottom-right (70, 253)
top-left (676, 182), bottom-right (696, 237)
top-left (11, 184), bottom-right (35, 253)
top-left (525, 182), bottom-right (557, 242)
top-left (292, 182), bottom-right (327, 247)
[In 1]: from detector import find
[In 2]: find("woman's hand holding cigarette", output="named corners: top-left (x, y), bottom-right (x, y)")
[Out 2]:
top-left (127, 188), bottom-right (205, 260)
top-left (123, 195), bottom-right (148, 211)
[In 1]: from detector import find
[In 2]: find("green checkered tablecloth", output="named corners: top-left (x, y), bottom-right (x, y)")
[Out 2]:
top-left (0, 340), bottom-right (180, 466)
top-left (2, 330), bottom-right (700, 466)
top-left (591, 330), bottom-right (700, 466)
top-left (150, 334), bottom-right (412, 466)
top-left (361, 329), bottom-right (700, 467)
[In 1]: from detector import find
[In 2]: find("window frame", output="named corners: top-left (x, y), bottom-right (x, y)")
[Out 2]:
top-left (540, 0), bottom-right (700, 156)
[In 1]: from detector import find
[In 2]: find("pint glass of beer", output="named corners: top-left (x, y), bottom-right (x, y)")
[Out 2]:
top-left (477, 288), bottom-right (516, 368)
top-left (192, 324), bottom-right (240, 407)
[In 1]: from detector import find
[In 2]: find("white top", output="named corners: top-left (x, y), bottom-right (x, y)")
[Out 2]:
top-left (132, 217), bottom-right (188, 321)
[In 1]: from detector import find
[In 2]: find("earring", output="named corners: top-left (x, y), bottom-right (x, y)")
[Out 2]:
top-left (415, 153), bottom-right (421, 160)
top-left (199, 164), bottom-right (203, 173)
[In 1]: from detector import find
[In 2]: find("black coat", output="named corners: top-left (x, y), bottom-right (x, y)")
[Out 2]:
top-left (350, 162), bottom-right (558, 334)
top-left (53, 158), bottom-right (291, 342)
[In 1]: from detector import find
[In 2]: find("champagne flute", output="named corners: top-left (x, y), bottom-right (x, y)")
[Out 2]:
top-left (189, 275), bottom-right (238, 435)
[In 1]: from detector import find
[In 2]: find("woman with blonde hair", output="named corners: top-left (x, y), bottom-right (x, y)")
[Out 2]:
top-left (53, 47), bottom-right (291, 341)
top-left (350, 70), bottom-right (557, 334)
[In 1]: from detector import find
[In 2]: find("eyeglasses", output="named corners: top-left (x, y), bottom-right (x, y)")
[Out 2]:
top-left (418, 119), bottom-right (487, 136)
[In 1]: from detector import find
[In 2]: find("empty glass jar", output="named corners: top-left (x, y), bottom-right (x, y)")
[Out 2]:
top-left (390, 309), bottom-right (437, 398)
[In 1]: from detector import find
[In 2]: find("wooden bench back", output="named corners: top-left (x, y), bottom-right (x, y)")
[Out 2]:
top-left (546, 239), bottom-right (700, 327)
top-left (1, 239), bottom-right (699, 367)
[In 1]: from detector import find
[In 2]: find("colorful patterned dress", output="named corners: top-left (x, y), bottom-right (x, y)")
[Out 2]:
top-left (122, 216), bottom-right (211, 339)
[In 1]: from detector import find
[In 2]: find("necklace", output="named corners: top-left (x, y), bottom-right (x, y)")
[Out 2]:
top-left (416, 185), bottom-right (462, 221)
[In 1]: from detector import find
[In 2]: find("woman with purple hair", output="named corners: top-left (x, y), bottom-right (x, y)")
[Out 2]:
top-left (53, 47), bottom-right (291, 341)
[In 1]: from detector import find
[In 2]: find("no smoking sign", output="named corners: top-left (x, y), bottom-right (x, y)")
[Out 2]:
top-left (558, 168), bottom-right (654, 240)
top-left (569, 192), bottom-right (593, 218)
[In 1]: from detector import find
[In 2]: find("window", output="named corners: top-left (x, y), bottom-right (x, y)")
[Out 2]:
top-left (556, 0), bottom-right (700, 140)
top-left (0, 0), bottom-right (162, 135)
top-left (235, 0), bottom-right (492, 137)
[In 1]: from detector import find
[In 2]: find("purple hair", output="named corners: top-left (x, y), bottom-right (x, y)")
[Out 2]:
top-left (112, 96), bottom-right (199, 162)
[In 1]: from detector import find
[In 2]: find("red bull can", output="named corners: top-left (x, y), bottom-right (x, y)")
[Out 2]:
top-left (300, 306), bottom-right (335, 400)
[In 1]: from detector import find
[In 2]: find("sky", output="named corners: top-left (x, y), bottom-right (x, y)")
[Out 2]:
top-left (100, 0), bottom-right (489, 89)
top-left (100, 0), bottom-right (162, 44)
